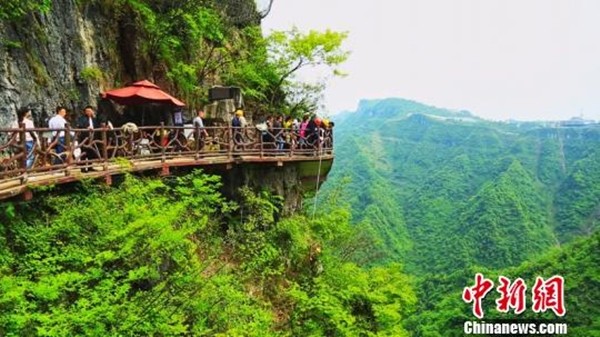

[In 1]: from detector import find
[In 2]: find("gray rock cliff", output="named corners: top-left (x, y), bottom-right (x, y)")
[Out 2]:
top-left (0, 0), bottom-right (127, 127)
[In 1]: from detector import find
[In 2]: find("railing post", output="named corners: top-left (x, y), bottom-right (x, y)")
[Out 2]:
top-left (319, 131), bottom-right (324, 156)
top-left (19, 123), bottom-right (27, 181)
top-left (228, 126), bottom-right (233, 159)
top-left (259, 128), bottom-right (264, 159)
top-left (65, 123), bottom-right (72, 175)
top-left (102, 125), bottom-right (108, 171)
top-left (40, 132), bottom-right (48, 167)
top-left (289, 130), bottom-right (294, 158)
top-left (160, 122), bottom-right (166, 162)
top-left (128, 132), bottom-right (134, 159)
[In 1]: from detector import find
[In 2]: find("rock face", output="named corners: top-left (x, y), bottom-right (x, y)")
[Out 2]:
top-left (222, 164), bottom-right (304, 215)
top-left (0, 1), bottom-right (123, 128)
top-left (220, 160), bottom-right (333, 215)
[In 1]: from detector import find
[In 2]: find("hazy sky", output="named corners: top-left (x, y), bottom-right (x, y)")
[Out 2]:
top-left (261, 0), bottom-right (600, 121)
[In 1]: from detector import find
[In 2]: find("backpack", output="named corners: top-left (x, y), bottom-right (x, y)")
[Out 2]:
top-left (232, 116), bottom-right (241, 127)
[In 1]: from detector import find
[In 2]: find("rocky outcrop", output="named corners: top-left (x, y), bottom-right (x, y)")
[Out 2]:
top-left (0, 0), bottom-right (126, 127)
top-left (220, 159), bottom-right (333, 215)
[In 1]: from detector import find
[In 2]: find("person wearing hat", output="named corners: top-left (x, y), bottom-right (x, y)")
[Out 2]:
top-left (236, 109), bottom-right (248, 127)
top-left (323, 118), bottom-right (333, 149)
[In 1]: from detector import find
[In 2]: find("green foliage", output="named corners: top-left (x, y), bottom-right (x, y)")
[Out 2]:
top-left (0, 171), bottom-right (416, 335)
top-left (0, 0), bottom-right (52, 21)
top-left (450, 160), bottom-right (555, 270)
top-left (0, 172), bottom-right (234, 335)
top-left (80, 66), bottom-right (104, 83)
top-left (268, 28), bottom-right (349, 75)
top-left (222, 26), bottom-right (280, 105)
top-left (0, 38), bottom-right (22, 50)
top-left (267, 27), bottom-right (349, 114)
top-left (25, 53), bottom-right (50, 86)
top-left (100, 0), bottom-right (346, 113)
top-left (555, 149), bottom-right (600, 240)
top-left (289, 262), bottom-right (416, 337)
top-left (4, 0), bottom-right (346, 115)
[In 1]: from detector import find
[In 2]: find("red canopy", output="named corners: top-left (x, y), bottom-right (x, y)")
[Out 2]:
top-left (102, 80), bottom-right (185, 107)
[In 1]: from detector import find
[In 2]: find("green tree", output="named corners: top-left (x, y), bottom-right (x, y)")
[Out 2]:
top-left (267, 27), bottom-right (349, 114)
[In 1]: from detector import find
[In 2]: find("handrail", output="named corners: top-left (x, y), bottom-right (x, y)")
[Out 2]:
top-left (0, 124), bottom-right (334, 185)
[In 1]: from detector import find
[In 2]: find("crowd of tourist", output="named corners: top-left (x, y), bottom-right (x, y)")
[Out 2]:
top-left (7, 105), bottom-right (333, 170)
top-left (231, 109), bottom-right (334, 151)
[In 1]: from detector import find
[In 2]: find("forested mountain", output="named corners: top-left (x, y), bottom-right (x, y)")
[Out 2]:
top-left (410, 231), bottom-right (600, 337)
top-left (324, 98), bottom-right (600, 275)
top-left (320, 97), bottom-right (600, 335)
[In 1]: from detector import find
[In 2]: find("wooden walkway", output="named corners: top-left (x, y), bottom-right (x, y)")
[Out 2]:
top-left (0, 124), bottom-right (334, 201)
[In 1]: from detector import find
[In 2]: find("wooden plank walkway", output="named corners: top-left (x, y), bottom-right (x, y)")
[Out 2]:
top-left (0, 154), bottom-right (334, 201)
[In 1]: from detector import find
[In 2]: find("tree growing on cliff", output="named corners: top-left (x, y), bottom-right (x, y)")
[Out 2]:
top-left (267, 27), bottom-right (349, 114)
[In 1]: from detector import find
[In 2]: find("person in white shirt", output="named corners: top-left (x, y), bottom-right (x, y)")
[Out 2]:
top-left (47, 106), bottom-right (68, 164)
top-left (192, 110), bottom-right (209, 150)
top-left (12, 107), bottom-right (38, 169)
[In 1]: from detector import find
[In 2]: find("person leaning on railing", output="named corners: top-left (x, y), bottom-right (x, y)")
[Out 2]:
top-left (12, 107), bottom-right (38, 169)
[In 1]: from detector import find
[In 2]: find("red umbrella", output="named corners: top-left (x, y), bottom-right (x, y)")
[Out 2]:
top-left (102, 80), bottom-right (185, 106)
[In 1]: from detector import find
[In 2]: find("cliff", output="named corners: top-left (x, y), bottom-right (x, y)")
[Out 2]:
top-left (1, 1), bottom-right (119, 127)
top-left (0, 0), bottom-right (263, 127)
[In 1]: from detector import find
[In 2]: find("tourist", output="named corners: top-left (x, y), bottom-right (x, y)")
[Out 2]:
top-left (192, 109), bottom-right (209, 150)
top-left (76, 106), bottom-right (100, 172)
top-left (48, 106), bottom-right (68, 164)
top-left (273, 115), bottom-right (285, 150)
top-left (299, 114), bottom-right (310, 148)
top-left (232, 110), bottom-right (246, 146)
top-left (13, 107), bottom-right (38, 169)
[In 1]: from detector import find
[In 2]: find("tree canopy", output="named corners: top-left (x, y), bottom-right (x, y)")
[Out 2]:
top-left (267, 27), bottom-right (349, 115)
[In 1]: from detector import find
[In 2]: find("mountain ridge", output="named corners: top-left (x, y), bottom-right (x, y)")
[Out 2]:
top-left (324, 97), bottom-right (600, 275)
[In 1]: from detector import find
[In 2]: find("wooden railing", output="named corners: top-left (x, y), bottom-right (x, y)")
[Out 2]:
top-left (0, 123), bottom-right (333, 186)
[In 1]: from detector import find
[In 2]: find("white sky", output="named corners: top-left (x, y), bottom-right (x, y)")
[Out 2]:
top-left (261, 0), bottom-right (600, 121)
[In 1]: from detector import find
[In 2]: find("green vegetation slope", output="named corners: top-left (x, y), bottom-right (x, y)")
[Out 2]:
top-left (324, 98), bottom-right (600, 275)
top-left (0, 173), bottom-right (416, 336)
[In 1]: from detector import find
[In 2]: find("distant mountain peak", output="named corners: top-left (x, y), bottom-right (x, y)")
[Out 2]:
top-left (353, 97), bottom-right (475, 120)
